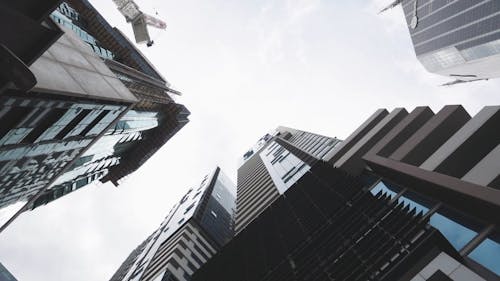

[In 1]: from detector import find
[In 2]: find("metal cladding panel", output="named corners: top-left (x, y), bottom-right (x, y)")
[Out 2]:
top-left (420, 106), bottom-right (500, 178)
top-left (373, 106), bottom-right (435, 158)
top-left (462, 144), bottom-right (500, 189)
top-left (390, 105), bottom-right (471, 166)
top-left (401, 0), bottom-right (500, 56)
top-left (334, 108), bottom-right (408, 175)
top-left (325, 108), bottom-right (388, 164)
top-left (29, 25), bottom-right (138, 103)
top-left (235, 146), bottom-right (279, 233)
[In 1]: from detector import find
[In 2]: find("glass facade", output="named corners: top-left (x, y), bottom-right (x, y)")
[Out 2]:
top-left (429, 210), bottom-right (479, 250)
top-left (468, 230), bottom-right (500, 276)
top-left (198, 169), bottom-right (236, 246)
top-left (402, 0), bottom-right (500, 55)
top-left (30, 110), bottom-right (160, 209)
top-left (50, 3), bottom-right (114, 59)
top-left (0, 94), bottom-right (126, 225)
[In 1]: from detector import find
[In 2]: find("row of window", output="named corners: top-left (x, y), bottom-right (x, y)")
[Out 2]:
top-left (0, 106), bottom-right (118, 147)
top-left (261, 141), bottom-right (311, 194)
top-left (370, 181), bottom-right (500, 276)
top-left (50, 10), bottom-right (115, 60)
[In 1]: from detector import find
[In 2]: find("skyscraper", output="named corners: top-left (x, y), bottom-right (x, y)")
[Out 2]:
top-left (0, 0), bottom-right (189, 232)
top-left (110, 167), bottom-right (237, 281)
top-left (237, 127), bottom-right (341, 232)
top-left (383, 0), bottom-right (500, 84)
top-left (195, 105), bottom-right (499, 280)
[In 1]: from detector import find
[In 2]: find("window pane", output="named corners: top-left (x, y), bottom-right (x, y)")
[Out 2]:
top-left (468, 231), bottom-right (500, 276)
top-left (429, 209), bottom-right (480, 250)
top-left (370, 181), bottom-right (401, 199)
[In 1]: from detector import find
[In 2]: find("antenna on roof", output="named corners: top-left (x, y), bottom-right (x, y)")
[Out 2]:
top-left (378, 0), bottom-right (403, 14)
top-left (440, 78), bottom-right (488, 87)
top-left (112, 0), bottom-right (167, 47)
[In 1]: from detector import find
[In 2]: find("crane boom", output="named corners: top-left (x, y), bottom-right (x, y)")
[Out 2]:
top-left (111, 0), bottom-right (166, 46)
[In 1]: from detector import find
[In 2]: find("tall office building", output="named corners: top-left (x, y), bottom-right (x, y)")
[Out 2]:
top-left (0, 0), bottom-right (189, 231)
top-left (236, 127), bottom-right (341, 232)
top-left (385, 0), bottom-right (500, 83)
top-left (195, 105), bottom-right (499, 280)
top-left (110, 167), bottom-right (237, 281)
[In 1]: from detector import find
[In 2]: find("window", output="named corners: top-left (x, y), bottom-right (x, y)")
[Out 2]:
top-left (178, 218), bottom-right (185, 225)
top-left (55, 109), bottom-right (91, 139)
top-left (429, 207), bottom-right (481, 250)
top-left (0, 106), bottom-right (32, 140)
top-left (23, 108), bottom-right (67, 143)
top-left (79, 110), bottom-right (109, 137)
top-left (184, 203), bottom-right (195, 214)
top-left (468, 230), bottom-right (500, 276)
top-left (210, 211), bottom-right (217, 218)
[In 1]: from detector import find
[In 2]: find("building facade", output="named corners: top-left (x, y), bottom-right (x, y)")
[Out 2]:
top-left (0, 0), bottom-right (189, 232)
top-left (328, 105), bottom-right (500, 279)
top-left (389, 0), bottom-right (500, 83)
top-left (236, 127), bottom-right (341, 233)
top-left (111, 167), bottom-right (237, 281)
top-left (193, 161), bottom-right (475, 281)
top-left (197, 106), bottom-right (499, 280)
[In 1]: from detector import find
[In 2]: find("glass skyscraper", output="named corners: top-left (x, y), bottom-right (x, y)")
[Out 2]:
top-left (0, 0), bottom-right (189, 232)
top-left (394, 0), bottom-right (500, 82)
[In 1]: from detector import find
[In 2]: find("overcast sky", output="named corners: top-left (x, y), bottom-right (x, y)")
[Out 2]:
top-left (1, 0), bottom-right (499, 280)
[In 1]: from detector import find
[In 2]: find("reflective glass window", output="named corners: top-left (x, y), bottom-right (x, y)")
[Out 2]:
top-left (468, 230), bottom-right (500, 276)
top-left (429, 207), bottom-right (481, 250)
top-left (370, 181), bottom-right (401, 199)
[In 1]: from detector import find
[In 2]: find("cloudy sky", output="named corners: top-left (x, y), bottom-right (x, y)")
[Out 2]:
top-left (1, 0), bottom-right (499, 280)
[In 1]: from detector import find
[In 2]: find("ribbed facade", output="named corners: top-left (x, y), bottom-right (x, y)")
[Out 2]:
top-left (326, 105), bottom-right (500, 279)
top-left (236, 150), bottom-right (279, 233)
top-left (235, 128), bottom-right (341, 233)
top-left (399, 0), bottom-right (500, 80)
top-left (193, 162), bottom-right (463, 281)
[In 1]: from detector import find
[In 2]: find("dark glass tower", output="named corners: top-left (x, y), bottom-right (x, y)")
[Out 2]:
top-left (196, 105), bottom-right (499, 281)
top-left (0, 0), bottom-right (189, 232)
top-left (110, 167), bottom-right (237, 281)
top-left (387, 0), bottom-right (500, 83)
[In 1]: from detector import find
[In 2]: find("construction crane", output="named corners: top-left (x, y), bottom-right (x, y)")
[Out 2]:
top-left (112, 0), bottom-right (166, 47)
